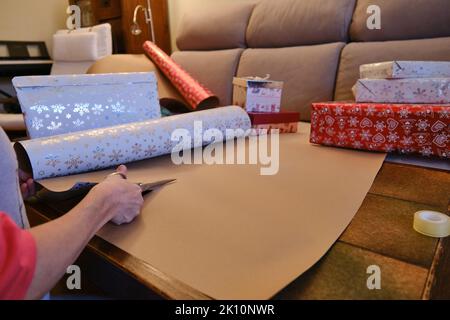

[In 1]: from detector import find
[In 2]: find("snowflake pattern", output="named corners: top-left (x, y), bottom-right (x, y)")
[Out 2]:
top-left (356, 79), bottom-right (449, 104)
top-left (360, 130), bottom-right (372, 141)
top-left (334, 106), bottom-right (344, 116)
top-left (72, 119), bottom-right (85, 127)
top-left (131, 143), bottom-right (142, 155)
top-left (108, 149), bottom-right (124, 162)
top-left (420, 146), bottom-right (433, 157)
top-left (45, 154), bottom-right (61, 168)
top-left (92, 104), bottom-right (104, 115)
top-left (73, 103), bottom-right (90, 116)
top-left (387, 132), bottom-right (400, 143)
top-left (439, 108), bottom-right (449, 119)
top-left (375, 121), bottom-right (386, 132)
top-left (111, 102), bottom-right (125, 113)
top-left (399, 108), bottom-right (410, 118)
top-left (93, 147), bottom-right (105, 160)
top-left (65, 155), bottom-right (83, 170)
top-left (311, 103), bottom-right (449, 159)
top-left (30, 105), bottom-right (49, 114)
top-left (32, 117), bottom-right (43, 130)
top-left (47, 121), bottom-right (62, 131)
top-left (348, 117), bottom-right (359, 127)
top-left (51, 104), bottom-right (65, 114)
top-left (416, 119), bottom-right (430, 131)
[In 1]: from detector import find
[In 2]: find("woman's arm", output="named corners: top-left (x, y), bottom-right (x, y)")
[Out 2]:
top-left (25, 165), bottom-right (143, 299)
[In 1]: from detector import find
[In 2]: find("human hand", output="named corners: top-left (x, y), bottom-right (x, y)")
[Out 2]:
top-left (19, 169), bottom-right (35, 199)
top-left (85, 165), bottom-right (144, 225)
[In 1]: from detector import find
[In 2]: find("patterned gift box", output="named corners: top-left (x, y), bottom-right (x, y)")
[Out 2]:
top-left (13, 72), bottom-right (161, 139)
top-left (233, 77), bottom-right (283, 113)
top-left (248, 111), bottom-right (299, 134)
top-left (360, 61), bottom-right (450, 79)
top-left (353, 78), bottom-right (450, 104)
top-left (310, 102), bottom-right (450, 159)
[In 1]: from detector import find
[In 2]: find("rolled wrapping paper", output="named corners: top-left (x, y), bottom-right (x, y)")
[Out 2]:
top-left (143, 41), bottom-right (219, 110)
top-left (413, 211), bottom-right (450, 238)
top-left (14, 106), bottom-right (251, 180)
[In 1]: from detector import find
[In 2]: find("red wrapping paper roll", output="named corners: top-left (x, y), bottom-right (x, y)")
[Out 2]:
top-left (143, 41), bottom-right (219, 110)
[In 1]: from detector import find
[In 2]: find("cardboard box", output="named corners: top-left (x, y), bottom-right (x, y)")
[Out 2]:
top-left (233, 77), bottom-right (283, 112)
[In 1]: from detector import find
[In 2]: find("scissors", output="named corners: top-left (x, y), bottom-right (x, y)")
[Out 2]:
top-left (35, 178), bottom-right (176, 201)
top-left (138, 179), bottom-right (176, 194)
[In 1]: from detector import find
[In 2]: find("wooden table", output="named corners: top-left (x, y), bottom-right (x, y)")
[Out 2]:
top-left (26, 161), bottom-right (450, 300)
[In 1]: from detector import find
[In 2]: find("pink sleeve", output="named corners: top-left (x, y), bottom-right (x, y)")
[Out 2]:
top-left (0, 212), bottom-right (37, 300)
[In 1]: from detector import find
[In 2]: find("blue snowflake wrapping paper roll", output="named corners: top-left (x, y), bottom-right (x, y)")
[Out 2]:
top-left (14, 106), bottom-right (251, 180)
top-left (13, 72), bottom-right (162, 139)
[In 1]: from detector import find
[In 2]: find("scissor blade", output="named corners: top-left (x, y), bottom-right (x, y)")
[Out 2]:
top-left (139, 179), bottom-right (176, 193)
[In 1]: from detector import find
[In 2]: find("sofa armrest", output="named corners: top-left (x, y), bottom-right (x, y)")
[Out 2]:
top-left (87, 54), bottom-right (158, 74)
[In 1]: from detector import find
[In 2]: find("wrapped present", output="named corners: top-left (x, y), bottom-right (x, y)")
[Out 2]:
top-left (310, 102), bottom-right (450, 159)
top-left (360, 61), bottom-right (450, 79)
top-left (248, 111), bottom-right (299, 133)
top-left (233, 76), bottom-right (283, 112)
top-left (354, 78), bottom-right (450, 104)
top-left (13, 72), bottom-right (161, 139)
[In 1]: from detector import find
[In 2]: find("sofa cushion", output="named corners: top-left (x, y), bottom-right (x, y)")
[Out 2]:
top-left (246, 0), bottom-right (356, 48)
top-left (171, 49), bottom-right (244, 106)
top-left (87, 54), bottom-right (185, 104)
top-left (350, 0), bottom-right (450, 42)
top-left (237, 43), bottom-right (345, 121)
top-left (176, 2), bottom-right (257, 51)
top-left (335, 37), bottom-right (450, 101)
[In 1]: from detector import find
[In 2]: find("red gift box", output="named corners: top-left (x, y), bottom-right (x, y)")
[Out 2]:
top-left (310, 102), bottom-right (449, 159)
top-left (248, 111), bottom-right (299, 133)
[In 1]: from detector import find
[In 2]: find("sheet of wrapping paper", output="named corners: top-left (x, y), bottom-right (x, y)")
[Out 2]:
top-left (143, 41), bottom-right (219, 110)
top-left (15, 106), bottom-right (251, 181)
top-left (37, 122), bottom-right (386, 299)
top-left (360, 61), bottom-right (450, 79)
top-left (353, 78), bottom-right (450, 104)
top-left (13, 72), bottom-right (161, 139)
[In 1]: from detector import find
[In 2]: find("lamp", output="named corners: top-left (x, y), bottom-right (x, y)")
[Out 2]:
top-left (131, 0), bottom-right (156, 42)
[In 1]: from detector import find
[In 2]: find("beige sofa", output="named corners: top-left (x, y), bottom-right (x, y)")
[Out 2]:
top-left (89, 0), bottom-right (450, 121)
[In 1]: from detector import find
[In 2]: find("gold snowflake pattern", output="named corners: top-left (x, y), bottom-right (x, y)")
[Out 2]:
top-left (65, 155), bottom-right (83, 170)
top-left (131, 143), bottom-right (142, 155)
top-left (108, 149), bottom-right (123, 162)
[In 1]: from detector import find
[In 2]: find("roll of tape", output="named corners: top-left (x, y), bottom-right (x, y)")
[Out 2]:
top-left (413, 211), bottom-right (450, 238)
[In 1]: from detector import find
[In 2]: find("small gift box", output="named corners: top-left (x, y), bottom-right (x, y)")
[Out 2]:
top-left (360, 61), bottom-right (450, 79)
top-left (233, 76), bottom-right (283, 113)
top-left (248, 111), bottom-right (299, 134)
top-left (353, 78), bottom-right (450, 104)
top-left (13, 72), bottom-right (161, 139)
top-left (310, 102), bottom-right (450, 159)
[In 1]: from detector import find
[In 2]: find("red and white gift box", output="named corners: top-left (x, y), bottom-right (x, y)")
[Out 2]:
top-left (233, 77), bottom-right (283, 113)
top-left (310, 102), bottom-right (450, 159)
